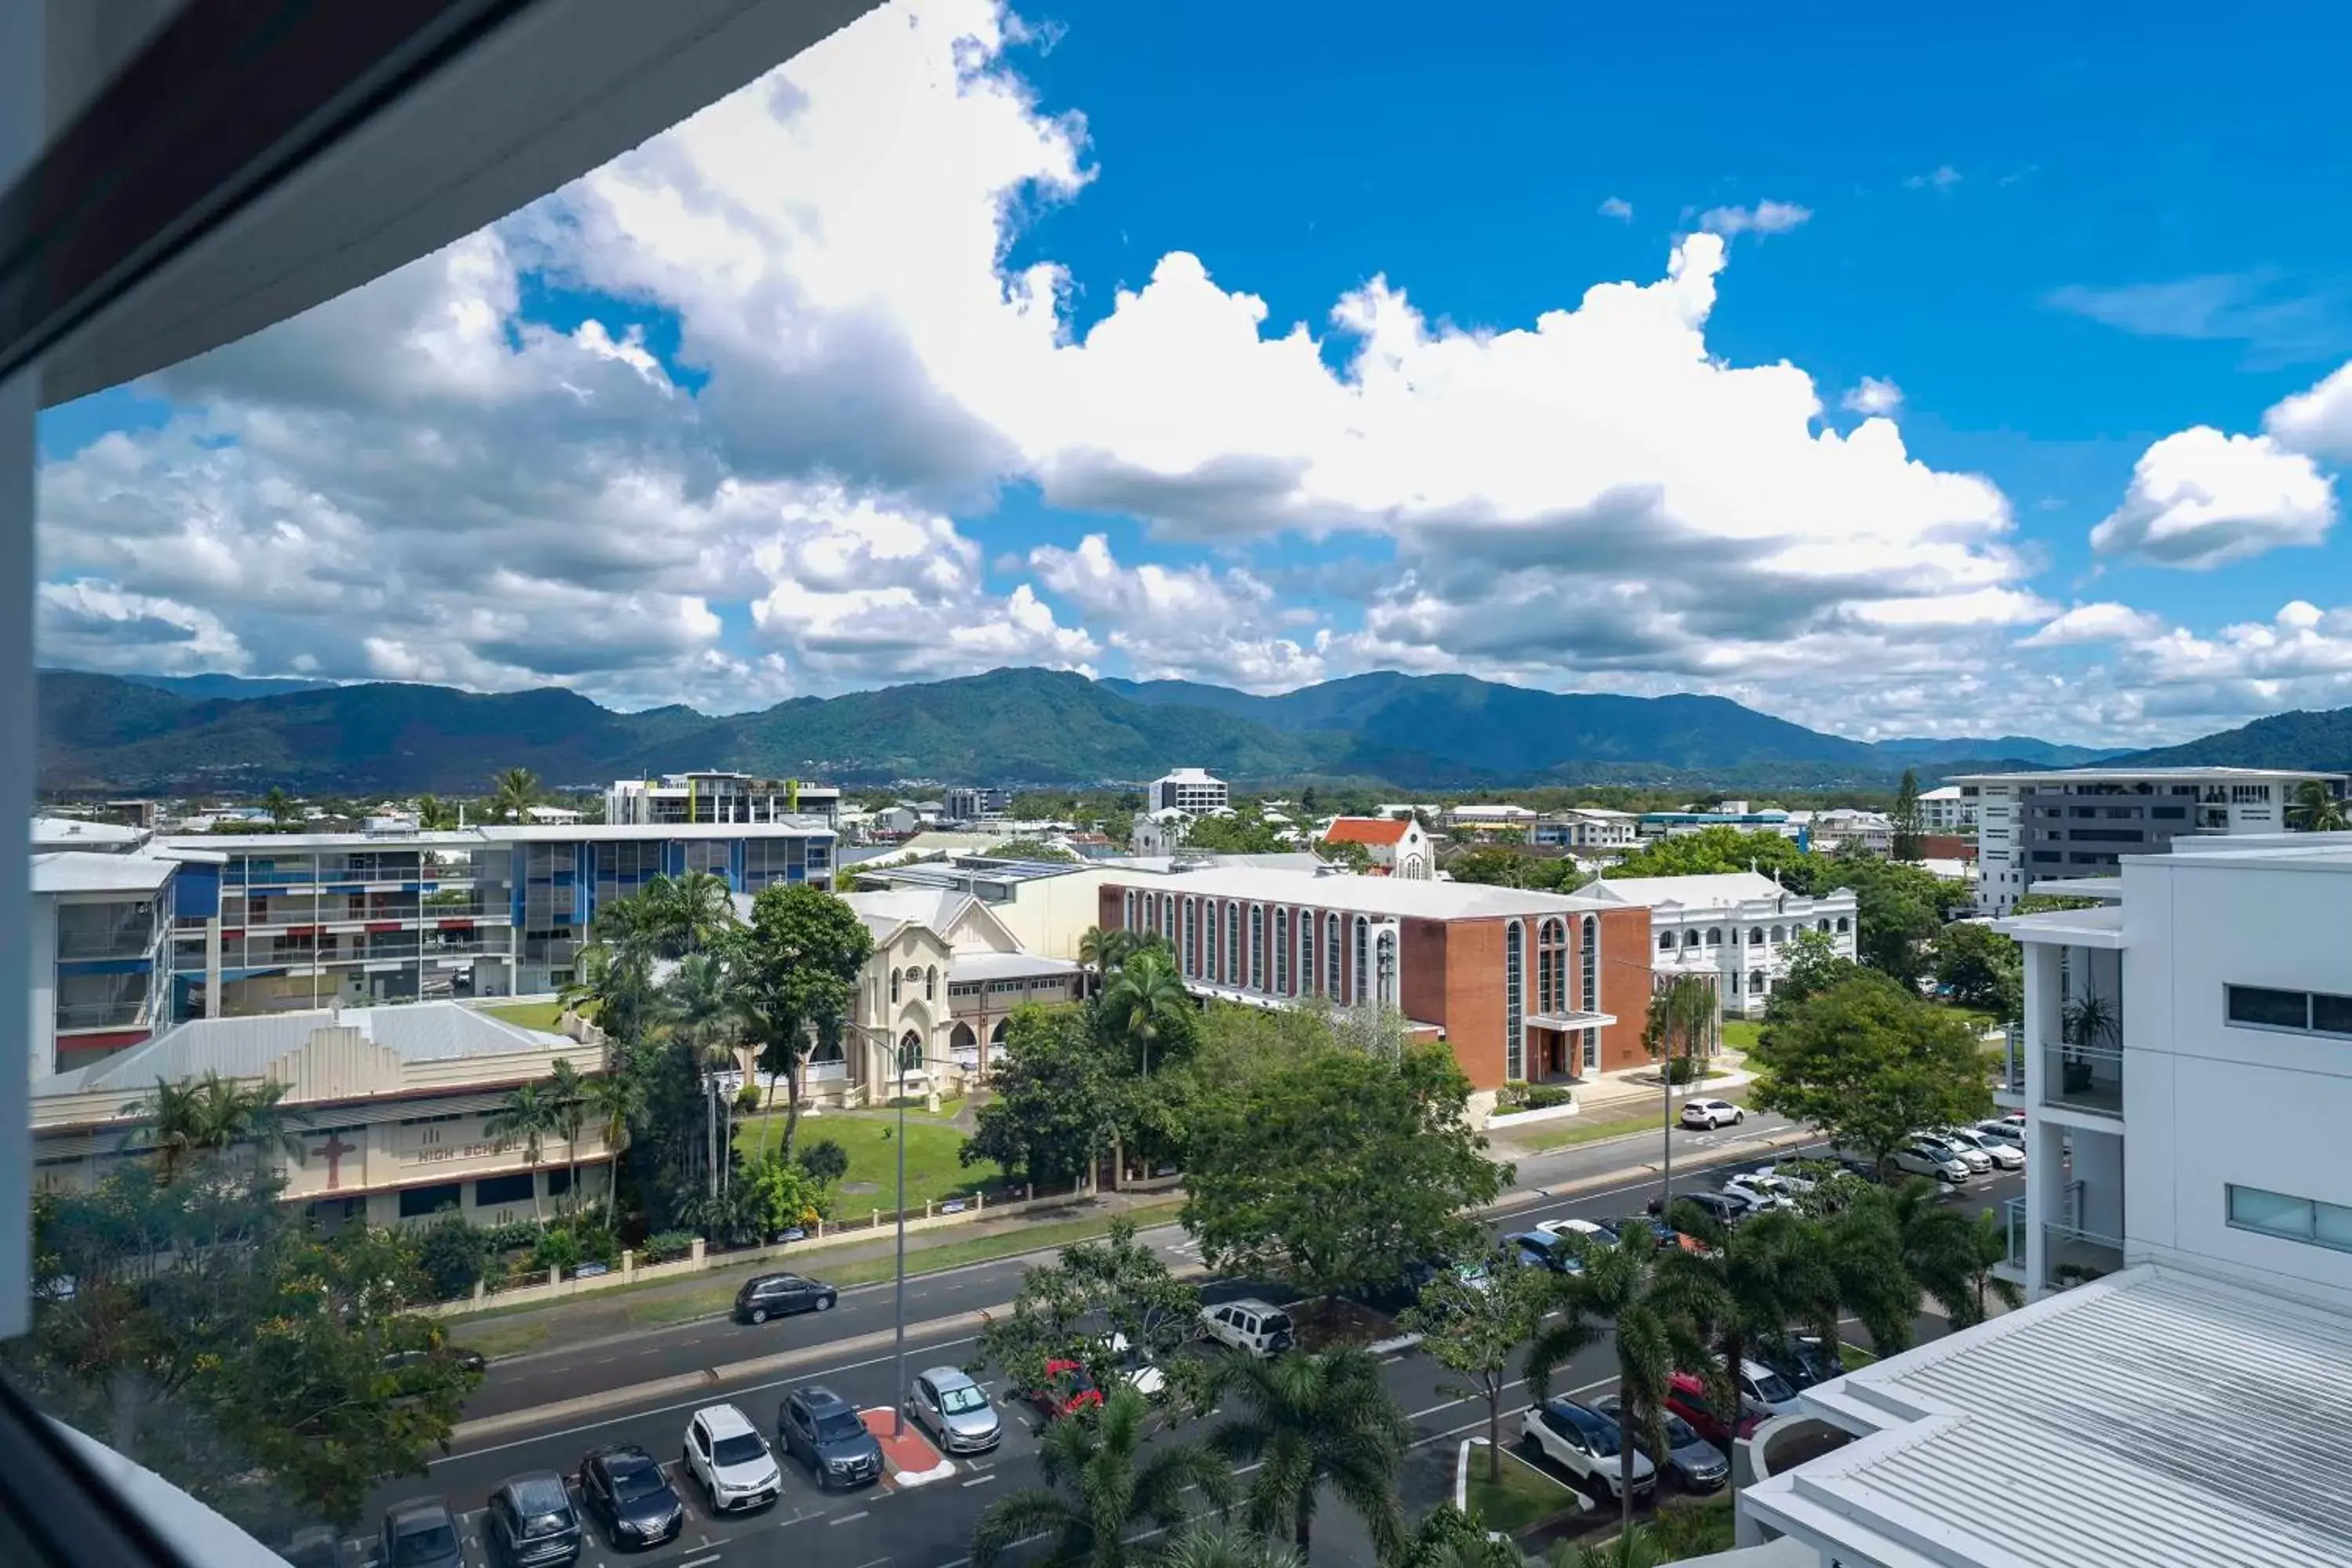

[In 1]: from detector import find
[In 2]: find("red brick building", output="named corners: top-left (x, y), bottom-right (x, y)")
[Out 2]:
top-left (1098, 868), bottom-right (1655, 1092)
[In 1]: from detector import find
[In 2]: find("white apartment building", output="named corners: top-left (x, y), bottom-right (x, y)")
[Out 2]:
top-left (1916, 782), bottom-right (1975, 832)
top-left (1740, 831), bottom-right (2352, 1565)
top-left (1958, 765), bottom-right (2343, 914)
top-left (1149, 768), bottom-right (1229, 815)
top-left (604, 771), bottom-right (840, 828)
top-left (1785, 808), bottom-right (1893, 855)
top-left (1530, 808), bottom-right (1639, 851)
top-left (1581, 871), bottom-right (1858, 1018)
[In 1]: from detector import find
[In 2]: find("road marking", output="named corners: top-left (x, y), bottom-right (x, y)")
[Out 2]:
top-left (1380, 1354), bottom-right (1404, 1365)
top-left (830, 1510), bottom-right (871, 1525)
top-left (679, 1555), bottom-right (722, 1568)
top-left (962, 1472), bottom-right (996, 1487)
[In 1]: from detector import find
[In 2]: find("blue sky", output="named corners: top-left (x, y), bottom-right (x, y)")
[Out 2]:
top-left (32, 0), bottom-right (2352, 743)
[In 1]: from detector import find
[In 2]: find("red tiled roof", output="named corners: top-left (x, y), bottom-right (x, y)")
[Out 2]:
top-left (1323, 817), bottom-right (1410, 846)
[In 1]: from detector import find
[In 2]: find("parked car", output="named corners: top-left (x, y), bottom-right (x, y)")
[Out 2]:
top-left (1648, 1191), bottom-right (1748, 1227)
top-left (1534, 1218), bottom-right (1619, 1246)
top-left (383, 1345), bottom-right (488, 1376)
top-left (1679, 1099), bottom-right (1744, 1130)
top-left (1916, 1131), bottom-right (1992, 1174)
top-left (1664, 1371), bottom-right (1772, 1447)
top-left (1200, 1298), bottom-right (1295, 1359)
top-left (1719, 1173), bottom-right (1799, 1211)
top-left (907, 1366), bottom-right (1001, 1454)
top-left (681, 1404), bottom-right (782, 1513)
top-left (734, 1272), bottom-right (837, 1324)
top-left (379, 1498), bottom-right (466, 1568)
top-left (482, 1472), bottom-right (583, 1567)
top-left (1621, 1217), bottom-right (1710, 1255)
top-left (1891, 1143), bottom-right (1971, 1183)
top-left (779, 1385), bottom-right (883, 1490)
top-left (1103, 1331), bottom-right (1167, 1396)
top-left (1755, 1334), bottom-right (1842, 1393)
top-left (1591, 1394), bottom-right (1728, 1491)
top-left (1519, 1399), bottom-right (1657, 1498)
top-left (576, 1444), bottom-right (684, 1550)
top-left (1971, 1117), bottom-right (2027, 1149)
top-left (1733, 1358), bottom-right (1803, 1416)
top-left (1504, 1230), bottom-right (1582, 1274)
top-left (1027, 1358), bottom-right (1102, 1420)
top-left (1747, 1163), bottom-right (1820, 1194)
top-left (1835, 1154), bottom-right (1886, 1184)
top-left (1938, 1125), bottom-right (2024, 1170)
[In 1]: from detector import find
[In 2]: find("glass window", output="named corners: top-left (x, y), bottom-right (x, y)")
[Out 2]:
top-left (1250, 905), bottom-right (1265, 990)
top-left (2318, 1201), bottom-right (2352, 1252)
top-left (399, 1182), bottom-right (463, 1218)
top-left (1274, 908), bottom-right (1290, 994)
top-left (2313, 993), bottom-right (2352, 1037)
top-left (2227, 986), bottom-right (2310, 1029)
top-left (2229, 1184), bottom-right (2314, 1240)
top-left (1504, 920), bottom-right (1524, 1081)
top-left (474, 1172), bottom-right (534, 1207)
top-left (1657, 931), bottom-right (1673, 953)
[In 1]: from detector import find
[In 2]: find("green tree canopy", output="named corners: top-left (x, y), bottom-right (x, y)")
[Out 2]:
top-left (734, 882), bottom-right (873, 1160)
top-left (964, 1004), bottom-right (1123, 1189)
top-left (1891, 768), bottom-right (1926, 862)
top-left (1604, 826), bottom-right (1814, 882)
top-left (1767, 927), bottom-right (1862, 1015)
top-left (1398, 1249), bottom-right (1550, 1481)
top-left (1749, 971), bottom-right (1994, 1172)
top-left (1933, 920), bottom-right (2022, 1018)
top-left (975, 1218), bottom-right (1207, 1421)
top-left (1444, 846), bottom-right (1586, 891)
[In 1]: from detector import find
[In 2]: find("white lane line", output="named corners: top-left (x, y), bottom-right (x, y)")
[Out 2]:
top-left (829, 1510), bottom-right (872, 1525)
top-left (679, 1555), bottom-right (722, 1568)
top-left (962, 1472), bottom-right (997, 1487)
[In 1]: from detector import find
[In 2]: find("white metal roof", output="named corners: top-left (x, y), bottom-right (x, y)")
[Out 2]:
top-left (1993, 903), bottom-right (2125, 948)
top-left (952, 951), bottom-right (1080, 981)
top-left (1950, 765), bottom-right (2343, 784)
top-left (1585, 872), bottom-right (1847, 909)
top-left (31, 815), bottom-right (143, 849)
top-left (1108, 866), bottom-right (1602, 920)
top-left (164, 821), bottom-right (831, 851)
top-left (2027, 874), bottom-right (2124, 900)
top-left (31, 851), bottom-right (177, 895)
top-left (1749, 1265), bottom-right (2352, 1566)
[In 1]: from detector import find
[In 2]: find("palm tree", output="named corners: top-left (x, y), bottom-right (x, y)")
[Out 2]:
top-left (546, 1059), bottom-right (588, 1213)
top-left (482, 1082), bottom-right (561, 1221)
top-left (644, 870), bottom-right (738, 957)
top-left (561, 938), bottom-right (659, 1044)
top-left (1210, 1347), bottom-right (1410, 1558)
top-left (1527, 1229), bottom-right (1722, 1537)
top-left (1830, 1179), bottom-right (1980, 1347)
top-left (413, 793), bottom-right (460, 830)
top-left (970, 1385), bottom-right (1233, 1568)
top-left (261, 786), bottom-right (296, 829)
top-left (1563, 1528), bottom-right (1665, 1568)
top-left (1079, 924), bottom-right (1138, 990)
top-left (488, 767), bottom-right (541, 822)
top-left (1951, 1207), bottom-right (2026, 1329)
top-left (1155, 1524), bottom-right (1303, 1568)
top-left (122, 1072), bottom-right (307, 1181)
top-left (2290, 779), bottom-right (2349, 832)
top-left (581, 1069), bottom-right (641, 1223)
top-left (1102, 946), bottom-right (1189, 1076)
top-left (661, 951), bottom-right (746, 1188)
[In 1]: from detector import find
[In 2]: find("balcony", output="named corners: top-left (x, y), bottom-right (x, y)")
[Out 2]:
top-left (1996, 1025), bottom-right (2026, 1105)
top-left (55, 920), bottom-right (160, 961)
top-left (2044, 1222), bottom-right (2125, 1290)
top-left (55, 996), bottom-right (153, 1032)
top-left (2043, 1043), bottom-right (2123, 1118)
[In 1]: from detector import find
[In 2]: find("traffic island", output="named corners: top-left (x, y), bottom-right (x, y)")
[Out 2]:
top-left (863, 1408), bottom-right (955, 1488)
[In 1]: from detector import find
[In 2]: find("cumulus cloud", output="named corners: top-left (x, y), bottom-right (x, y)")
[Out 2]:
top-left (1841, 377), bottom-right (1904, 416)
top-left (1028, 533), bottom-right (1325, 689)
top-left (38, 579), bottom-right (250, 675)
top-left (1904, 165), bottom-right (1962, 191)
top-left (2089, 426), bottom-right (2336, 568)
top-left (1596, 196), bottom-right (1634, 221)
top-left (1697, 201), bottom-right (1812, 238)
top-left (2018, 602), bottom-right (2169, 648)
top-left (2264, 359), bottom-right (2352, 463)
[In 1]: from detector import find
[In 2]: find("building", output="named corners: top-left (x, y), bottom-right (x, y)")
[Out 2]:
top-left (1319, 816), bottom-right (1434, 879)
top-left (1916, 782), bottom-right (1976, 832)
top-left (29, 1003), bottom-right (611, 1230)
top-left (1741, 830), bottom-right (2352, 1566)
top-left (1581, 872), bottom-right (1857, 1019)
top-left (1149, 768), bottom-right (1229, 815)
top-left (944, 786), bottom-right (1011, 822)
top-left (1130, 808), bottom-right (1190, 858)
top-left (1531, 808), bottom-right (1639, 851)
top-left (1784, 808), bottom-right (1892, 855)
top-left (852, 854), bottom-right (1124, 961)
top-left (1956, 766), bottom-right (2343, 914)
top-left (1638, 808), bottom-right (1805, 843)
top-left (603, 771), bottom-right (841, 828)
top-left (1098, 867), bottom-right (1655, 1098)
top-left (156, 819), bottom-right (837, 1014)
top-left (1441, 803), bottom-right (1541, 834)
top-left (30, 848), bottom-right (209, 1077)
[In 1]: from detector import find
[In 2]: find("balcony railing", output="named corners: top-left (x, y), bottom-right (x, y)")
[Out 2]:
top-left (2044, 1222), bottom-right (2125, 1290)
top-left (1999, 1025), bottom-right (2026, 1097)
top-left (2044, 1043), bottom-right (2123, 1118)
top-left (55, 996), bottom-right (153, 1031)
top-left (55, 922), bottom-right (160, 961)
top-left (2004, 1196), bottom-right (2026, 1270)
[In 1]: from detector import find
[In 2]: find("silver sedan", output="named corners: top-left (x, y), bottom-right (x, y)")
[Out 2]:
top-left (907, 1366), bottom-right (1001, 1454)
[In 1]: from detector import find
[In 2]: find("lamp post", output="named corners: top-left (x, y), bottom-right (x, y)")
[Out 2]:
top-left (844, 1019), bottom-right (957, 1439)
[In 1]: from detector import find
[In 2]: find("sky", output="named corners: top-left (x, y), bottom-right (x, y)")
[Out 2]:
top-left (31, 0), bottom-right (2352, 746)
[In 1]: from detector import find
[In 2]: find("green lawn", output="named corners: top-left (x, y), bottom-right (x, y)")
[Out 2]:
top-left (1464, 1446), bottom-right (1579, 1535)
top-left (1649, 1494), bottom-right (1735, 1558)
top-left (1839, 1341), bottom-right (1878, 1370)
top-left (1722, 1019), bottom-right (1762, 1054)
top-left (735, 1111), bottom-right (1004, 1208)
top-left (481, 1000), bottom-right (574, 1033)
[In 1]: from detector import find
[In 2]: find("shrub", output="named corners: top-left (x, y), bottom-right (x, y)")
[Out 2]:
top-left (1664, 1055), bottom-right (1708, 1085)
top-left (569, 1220), bottom-right (621, 1267)
top-left (1522, 1084), bottom-right (1573, 1111)
top-left (735, 1081), bottom-right (765, 1115)
top-left (416, 1215), bottom-right (492, 1300)
top-left (532, 1228), bottom-right (583, 1274)
top-left (641, 1231), bottom-right (695, 1265)
top-left (795, 1137), bottom-right (850, 1187)
top-left (483, 1220), bottom-right (541, 1254)
top-left (1497, 1080), bottom-right (1532, 1110)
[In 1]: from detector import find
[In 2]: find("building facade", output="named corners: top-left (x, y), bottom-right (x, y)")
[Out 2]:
top-left (1583, 872), bottom-right (1859, 1019)
top-left (944, 786), bottom-right (1011, 822)
top-left (603, 771), bottom-right (840, 828)
top-left (1319, 816), bottom-right (1434, 878)
top-left (1958, 766), bottom-right (2343, 915)
top-left (1098, 868), bottom-right (1655, 1096)
top-left (1531, 809), bottom-right (1639, 851)
top-left (1149, 768), bottom-right (1229, 815)
top-left (1637, 808), bottom-right (1805, 843)
top-left (1916, 783), bottom-right (1976, 833)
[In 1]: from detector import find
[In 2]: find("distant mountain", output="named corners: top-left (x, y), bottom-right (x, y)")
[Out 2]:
top-left (2114, 708), bottom-right (2352, 773)
top-left (1867, 735), bottom-right (2131, 768)
top-left (114, 672), bottom-right (342, 702)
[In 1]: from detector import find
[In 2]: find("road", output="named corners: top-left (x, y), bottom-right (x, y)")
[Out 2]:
top-left (362, 1116), bottom-right (2019, 1568)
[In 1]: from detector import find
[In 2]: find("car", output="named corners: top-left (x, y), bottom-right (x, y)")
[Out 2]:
top-left (1719, 1173), bottom-right (1799, 1211)
top-left (1915, 1132), bottom-right (1993, 1174)
top-left (482, 1472), bottom-right (583, 1567)
top-left (1971, 1117), bottom-right (2027, 1149)
top-left (1200, 1298), bottom-right (1295, 1359)
top-left (1890, 1143), bottom-right (1971, 1183)
top-left (1648, 1191), bottom-right (1749, 1227)
top-left (1834, 1154), bottom-right (1885, 1184)
top-left (1733, 1358), bottom-right (1803, 1416)
top-left (1104, 1331), bottom-right (1167, 1396)
top-left (1028, 1357), bottom-right (1102, 1420)
top-left (1664, 1371), bottom-right (1773, 1447)
top-left (1504, 1230), bottom-right (1582, 1274)
top-left (1591, 1394), bottom-right (1728, 1492)
top-left (379, 1498), bottom-right (466, 1568)
top-left (907, 1366), bottom-right (1002, 1454)
top-left (1754, 1334), bottom-right (1842, 1393)
top-left (282, 1526), bottom-right (342, 1568)
top-left (1534, 1218), bottom-right (1620, 1246)
top-left (1747, 1163), bottom-right (1820, 1194)
top-left (1518, 1398), bottom-right (1656, 1498)
top-left (1679, 1099), bottom-right (1744, 1130)
top-left (734, 1272), bottom-right (837, 1324)
top-left (1937, 1125), bottom-right (2024, 1171)
top-left (577, 1444), bottom-right (684, 1550)
top-left (1621, 1217), bottom-right (1710, 1255)
top-left (383, 1344), bottom-right (488, 1377)
top-left (681, 1403), bottom-right (782, 1513)
top-left (779, 1385), bottom-right (883, 1490)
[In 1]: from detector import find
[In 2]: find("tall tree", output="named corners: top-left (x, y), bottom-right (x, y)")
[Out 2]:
top-left (1748, 971), bottom-right (1993, 1176)
top-left (1891, 768), bottom-right (1926, 862)
top-left (412, 793), bottom-right (460, 830)
top-left (122, 1073), bottom-right (307, 1181)
top-left (1102, 946), bottom-right (1192, 1076)
top-left (580, 1069), bottom-right (641, 1222)
top-left (733, 882), bottom-right (873, 1161)
top-left (2290, 779), bottom-right (2350, 832)
top-left (642, 870), bottom-right (739, 956)
top-left (969, 1385), bottom-right (1232, 1568)
top-left (1078, 924), bottom-right (1138, 987)
top-left (482, 1083), bottom-right (560, 1220)
top-left (1767, 927), bottom-right (1860, 1016)
top-left (261, 786), bottom-right (296, 828)
top-left (1398, 1249), bottom-right (1549, 1482)
top-left (545, 1059), bottom-right (587, 1212)
top-left (1211, 1347), bottom-right (1411, 1557)
top-left (964, 1005), bottom-right (1123, 1189)
top-left (1933, 920), bottom-right (2022, 1018)
top-left (488, 767), bottom-right (540, 822)
top-left (1642, 974), bottom-right (1719, 1209)
top-left (975, 1217), bottom-right (1207, 1422)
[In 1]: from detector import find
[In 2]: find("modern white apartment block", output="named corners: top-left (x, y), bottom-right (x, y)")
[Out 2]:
top-left (1530, 808), bottom-right (1639, 850)
top-left (603, 771), bottom-right (840, 828)
top-left (1740, 830), bottom-right (2352, 1566)
top-left (1916, 782), bottom-right (1975, 832)
top-left (1581, 871), bottom-right (1857, 1018)
top-left (1959, 765), bottom-right (2343, 915)
top-left (1149, 768), bottom-right (1229, 815)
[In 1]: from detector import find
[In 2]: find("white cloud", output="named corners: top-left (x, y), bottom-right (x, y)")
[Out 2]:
top-left (1596, 196), bottom-right (1634, 222)
top-left (2018, 601), bottom-right (2169, 648)
top-left (1028, 533), bottom-right (1325, 689)
top-left (37, 579), bottom-right (250, 675)
top-left (1903, 165), bottom-right (1962, 191)
top-left (1841, 376), bottom-right (1904, 416)
top-left (1697, 201), bottom-right (1812, 238)
top-left (2089, 426), bottom-right (2336, 568)
top-left (2264, 359), bottom-right (2352, 463)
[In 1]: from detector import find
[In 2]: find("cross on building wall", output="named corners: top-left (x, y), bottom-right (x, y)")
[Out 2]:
top-left (313, 1130), bottom-right (359, 1191)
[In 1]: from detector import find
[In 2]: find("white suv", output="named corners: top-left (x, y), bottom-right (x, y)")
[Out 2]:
top-left (1917, 1132), bottom-right (1993, 1174)
top-left (1937, 1126), bottom-right (2024, 1171)
top-left (1679, 1099), bottom-right (1744, 1130)
top-left (1200, 1299), bottom-right (1295, 1359)
top-left (682, 1404), bottom-right (781, 1513)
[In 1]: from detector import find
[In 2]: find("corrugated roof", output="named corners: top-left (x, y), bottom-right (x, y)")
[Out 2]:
top-left (1759, 1266), bottom-right (2352, 1566)
top-left (31, 816), bottom-right (143, 849)
top-left (31, 851), bottom-right (176, 894)
top-left (1323, 818), bottom-right (1410, 847)
top-left (1586, 872), bottom-right (1826, 909)
top-left (952, 951), bottom-right (1080, 981)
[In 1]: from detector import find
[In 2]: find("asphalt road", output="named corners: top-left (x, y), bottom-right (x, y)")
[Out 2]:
top-left (358, 1116), bottom-right (2023, 1568)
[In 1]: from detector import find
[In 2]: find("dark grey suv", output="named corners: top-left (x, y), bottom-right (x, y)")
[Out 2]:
top-left (379, 1498), bottom-right (466, 1568)
top-left (484, 1472), bottom-right (582, 1566)
top-left (779, 1385), bottom-right (882, 1490)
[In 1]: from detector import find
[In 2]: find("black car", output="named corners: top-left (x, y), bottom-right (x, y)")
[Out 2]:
top-left (735, 1272), bottom-right (838, 1324)
top-left (1504, 1232), bottom-right (1582, 1275)
top-left (482, 1472), bottom-right (582, 1567)
top-left (1590, 1394), bottom-right (1729, 1492)
top-left (578, 1443), bottom-right (685, 1549)
top-left (385, 1345), bottom-right (488, 1376)
top-left (1755, 1334), bottom-right (1842, 1392)
top-left (379, 1499), bottom-right (466, 1568)
top-left (1648, 1191), bottom-right (1747, 1226)
top-left (779, 1385), bottom-right (883, 1490)
top-left (1835, 1155), bottom-right (1885, 1185)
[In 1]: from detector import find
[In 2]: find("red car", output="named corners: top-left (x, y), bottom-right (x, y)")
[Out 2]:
top-left (1027, 1359), bottom-right (1102, 1421)
top-left (1665, 1371), bottom-right (1769, 1447)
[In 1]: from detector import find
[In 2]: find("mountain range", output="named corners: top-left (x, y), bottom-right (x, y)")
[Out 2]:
top-left (38, 665), bottom-right (2331, 798)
